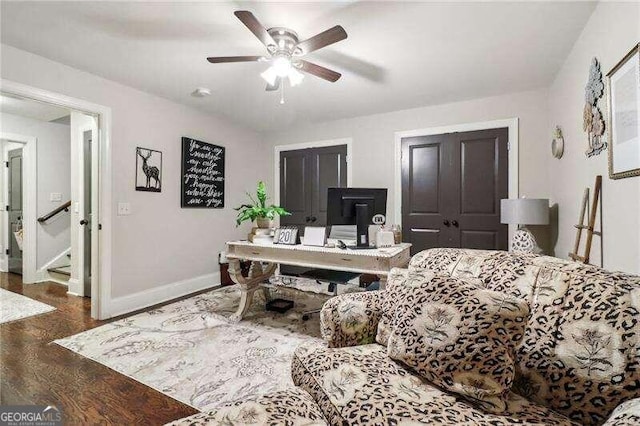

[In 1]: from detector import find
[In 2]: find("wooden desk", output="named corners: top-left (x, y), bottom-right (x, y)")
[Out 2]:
top-left (225, 241), bottom-right (412, 321)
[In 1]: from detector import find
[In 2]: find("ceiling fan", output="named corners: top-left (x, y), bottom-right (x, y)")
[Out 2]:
top-left (207, 11), bottom-right (347, 92)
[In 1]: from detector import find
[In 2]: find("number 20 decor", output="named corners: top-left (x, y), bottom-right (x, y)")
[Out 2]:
top-left (274, 227), bottom-right (299, 245)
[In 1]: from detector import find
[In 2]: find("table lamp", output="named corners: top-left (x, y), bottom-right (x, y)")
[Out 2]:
top-left (500, 198), bottom-right (549, 253)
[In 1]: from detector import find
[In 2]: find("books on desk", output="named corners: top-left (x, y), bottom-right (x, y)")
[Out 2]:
top-left (248, 227), bottom-right (274, 245)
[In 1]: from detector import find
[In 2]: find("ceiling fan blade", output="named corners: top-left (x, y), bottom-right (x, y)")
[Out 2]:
top-left (266, 77), bottom-right (281, 91)
top-left (298, 60), bottom-right (342, 82)
top-left (234, 10), bottom-right (276, 48)
top-left (296, 26), bottom-right (347, 55)
top-left (207, 56), bottom-right (263, 63)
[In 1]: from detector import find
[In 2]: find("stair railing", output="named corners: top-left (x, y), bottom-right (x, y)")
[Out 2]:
top-left (38, 201), bottom-right (71, 223)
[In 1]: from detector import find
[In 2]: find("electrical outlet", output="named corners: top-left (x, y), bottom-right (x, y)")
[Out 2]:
top-left (117, 202), bottom-right (131, 216)
top-left (50, 192), bottom-right (62, 202)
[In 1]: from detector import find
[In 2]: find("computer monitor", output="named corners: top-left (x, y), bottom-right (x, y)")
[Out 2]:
top-left (327, 188), bottom-right (387, 247)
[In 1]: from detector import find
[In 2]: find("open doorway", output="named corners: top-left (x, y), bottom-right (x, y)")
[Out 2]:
top-left (0, 130), bottom-right (37, 283)
top-left (0, 90), bottom-right (105, 318)
top-left (0, 141), bottom-right (26, 276)
top-left (69, 114), bottom-right (98, 300)
top-left (7, 145), bottom-right (23, 275)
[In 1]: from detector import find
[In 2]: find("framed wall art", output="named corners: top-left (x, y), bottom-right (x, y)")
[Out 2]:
top-left (607, 43), bottom-right (640, 179)
top-left (181, 137), bottom-right (225, 208)
top-left (136, 147), bottom-right (162, 192)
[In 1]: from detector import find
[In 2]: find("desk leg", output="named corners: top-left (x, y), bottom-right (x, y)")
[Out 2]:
top-left (228, 259), bottom-right (276, 322)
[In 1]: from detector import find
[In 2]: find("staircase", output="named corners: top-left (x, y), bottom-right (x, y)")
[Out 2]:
top-left (47, 253), bottom-right (71, 285)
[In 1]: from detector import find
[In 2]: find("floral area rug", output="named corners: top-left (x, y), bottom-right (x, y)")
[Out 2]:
top-left (55, 284), bottom-right (342, 412)
top-left (0, 288), bottom-right (56, 324)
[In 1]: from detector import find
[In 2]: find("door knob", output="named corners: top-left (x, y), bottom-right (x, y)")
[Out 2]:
top-left (443, 220), bottom-right (450, 227)
top-left (305, 216), bottom-right (311, 223)
top-left (80, 219), bottom-right (89, 225)
top-left (452, 220), bottom-right (459, 227)
top-left (310, 216), bottom-right (317, 223)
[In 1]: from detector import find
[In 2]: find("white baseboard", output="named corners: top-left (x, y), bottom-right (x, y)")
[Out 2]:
top-left (108, 272), bottom-right (221, 318)
top-left (67, 277), bottom-right (81, 295)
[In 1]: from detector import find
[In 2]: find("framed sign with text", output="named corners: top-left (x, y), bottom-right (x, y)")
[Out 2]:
top-left (181, 137), bottom-right (225, 208)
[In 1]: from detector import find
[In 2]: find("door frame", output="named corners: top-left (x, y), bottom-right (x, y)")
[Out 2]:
top-left (1, 79), bottom-right (113, 320)
top-left (0, 132), bottom-right (37, 283)
top-left (394, 118), bottom-right (519, 242)
top-left (273, 138), bottom-right (353, 217)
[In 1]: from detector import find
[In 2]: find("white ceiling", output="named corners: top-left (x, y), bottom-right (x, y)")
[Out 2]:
top-left (0, 1), bottom-right (596, 132)
top-left (0, 94), bottom-right (70, 123)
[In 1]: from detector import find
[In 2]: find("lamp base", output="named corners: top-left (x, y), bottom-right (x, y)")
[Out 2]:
top-left (510, 227), bottom-right (542, 254)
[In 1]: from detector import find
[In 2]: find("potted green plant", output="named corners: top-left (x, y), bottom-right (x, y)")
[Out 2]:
top-left (235, 181), bottom-right (290, 228)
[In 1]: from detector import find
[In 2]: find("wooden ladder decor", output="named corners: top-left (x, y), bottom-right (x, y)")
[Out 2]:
top-left (569, 175), bottom-right (602, 264)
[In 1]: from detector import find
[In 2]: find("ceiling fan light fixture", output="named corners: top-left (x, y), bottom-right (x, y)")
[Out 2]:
top-left (260, 67), bottom-right (278, 86)
top-left (288, 68), bottom-right (304, 87)
top-left (272, 56), bottom-right (292, 77)
top-left (207, 11), bottom-right (347, 93)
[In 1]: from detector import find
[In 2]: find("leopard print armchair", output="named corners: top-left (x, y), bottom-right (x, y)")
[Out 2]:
top-left (317, 248), bottom-right (640, 425)
top-left (408, 248), bottom-right (640, 425)
top-left (319, 290), bottom-right (384, 348)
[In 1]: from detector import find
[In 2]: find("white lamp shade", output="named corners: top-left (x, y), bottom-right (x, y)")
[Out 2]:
top-left (501, 198), bottom-right (549, 225)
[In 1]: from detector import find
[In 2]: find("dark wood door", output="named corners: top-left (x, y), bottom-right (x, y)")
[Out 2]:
top-left (279, 148), bottom-right (309, 229)
top-left (402, 128), bottom-right (508, 254)
top-left (401, 135), bottom-right (453, 252)
top-left (280, 145), bottom-right (347, 276)
top-left (280, 144), bottom-right (348, 230)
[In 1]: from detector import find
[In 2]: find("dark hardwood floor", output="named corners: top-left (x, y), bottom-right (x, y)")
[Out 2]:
top-left (0, 272), bottom-right (198, 425)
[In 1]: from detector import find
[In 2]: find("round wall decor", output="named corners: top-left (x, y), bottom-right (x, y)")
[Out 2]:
top-left (552, 126), bottom-right (564, 159)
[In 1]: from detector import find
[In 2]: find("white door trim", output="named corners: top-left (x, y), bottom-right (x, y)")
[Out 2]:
top-left (0, 79), bottom-right (113, 320)
top-left (67, 119), bottom-right (96, 297)
top-left (0, 132), bottom-right (37, 283)
top-left (273, 138), bottom-right (353, 208)
top-left (393, 118), bottom-right (519, 242)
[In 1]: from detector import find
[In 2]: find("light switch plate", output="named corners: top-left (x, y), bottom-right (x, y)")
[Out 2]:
top-left (117, 202), bottom-right (131, 216)
top-left (50, 192), bottom-right (62, 202)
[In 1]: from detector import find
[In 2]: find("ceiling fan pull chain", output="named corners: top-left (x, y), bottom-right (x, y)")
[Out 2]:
top-left (280, 82), bottom-right (285, 105)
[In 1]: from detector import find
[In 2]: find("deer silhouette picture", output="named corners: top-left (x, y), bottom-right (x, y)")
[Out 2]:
top-left (136, 147), bottom-right (162, 192)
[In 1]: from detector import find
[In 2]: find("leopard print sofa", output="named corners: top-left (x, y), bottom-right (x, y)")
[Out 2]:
top-left (169, 249), bottom-right (638, 426)
top-left (300, 248), bottom-right (640, 425)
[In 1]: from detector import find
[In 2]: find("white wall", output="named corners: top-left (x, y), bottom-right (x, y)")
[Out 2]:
top-left (265, 89), bottom-right (553, 251)
top-left (548, 1), bottom-right (640, 273)
top-left (0, 45), bottom-right (269, 309)
top-left (0, 112), bottom-right (71, 270)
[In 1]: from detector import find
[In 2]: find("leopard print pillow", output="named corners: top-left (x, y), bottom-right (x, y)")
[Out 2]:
top-left (386, 276), bottom-right (530, 414)
top-left (376, 268), bottom-right (483, 346)
top-left (375, 268), bottom-right (428, 346)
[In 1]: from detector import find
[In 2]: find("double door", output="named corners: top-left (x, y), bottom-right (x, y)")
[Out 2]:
top-left (279, 144), bottom-right (348, 231)
top-left (401, 128), bottom-right (509, 254)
